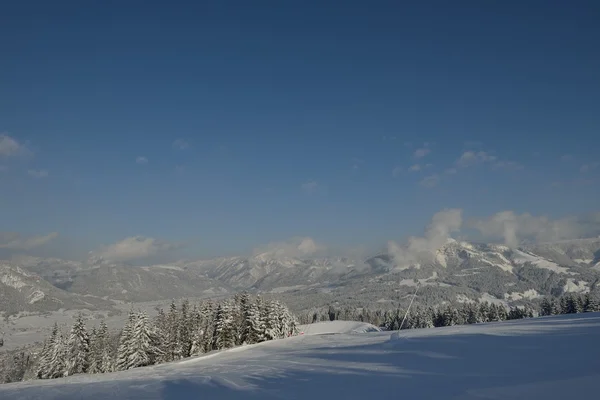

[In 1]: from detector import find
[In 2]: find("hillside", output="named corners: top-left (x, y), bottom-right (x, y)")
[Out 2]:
top-left (3, 237), bottom-right (600, 314)
top-left (0, 263), bottom-right (115, 315)
top-left (0, 313), bottom-right (598, 399)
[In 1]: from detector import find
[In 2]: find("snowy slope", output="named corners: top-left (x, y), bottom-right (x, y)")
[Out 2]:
top-left (1, 313), bottom-right (600, 399)
top-left (297, 320), bottom-right (381, 334)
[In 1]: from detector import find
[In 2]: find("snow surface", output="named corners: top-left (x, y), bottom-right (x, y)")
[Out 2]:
top-left (297, 320), bottom-right (381, 335)
top-left (2, 313), bottom-right (600, 399)
top-left (512, 250), bottom-right (570, 274)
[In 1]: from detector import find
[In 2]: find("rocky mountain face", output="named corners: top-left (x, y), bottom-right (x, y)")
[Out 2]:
top-left (2, 238), bottom-right (599, 315)
top-left (0, 262), bottom-right (114, 315)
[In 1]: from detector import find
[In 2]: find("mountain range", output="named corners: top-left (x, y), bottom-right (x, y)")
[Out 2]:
top-left (1, 238), bottom-right (599, 316)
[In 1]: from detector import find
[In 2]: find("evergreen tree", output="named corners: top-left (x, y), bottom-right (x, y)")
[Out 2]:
top-left (64, 313), bottom-right (90, 376)
top-left (128, 312), bottom-right (161, 369)
top-left (98, 321), bottom-right (114, 373)
top-left (115, 310), bottom-right (135, 371)
top-left (166, 300), bottom-right (181, 361)
top-left (177, 299), bottom-right (192, 358)
top-left (584, 293), bottom-right (600, 312)
top-left (213, 301), bottom-right (236, 350)
top-left (88, 327), bottom-right (102, 374)
top-left (540, 298), bottom-right (553, 316)
top-left (48, 329), bottom-right (67, 379)
top-left (36, 323), bottom-right (59, 379)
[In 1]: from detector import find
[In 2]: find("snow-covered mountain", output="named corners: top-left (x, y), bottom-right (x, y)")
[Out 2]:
top-left (0, 263), bottom-right (114, 315)
top-left (3, 238), bottom-right (600, 313)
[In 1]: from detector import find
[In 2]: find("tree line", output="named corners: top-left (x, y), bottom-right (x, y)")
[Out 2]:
top-left (1, 293), bottom-right (298, 383)
top-left (298, 292), bottom-right (600, 331)
top-left (298, 301), bottom-right (536, 330)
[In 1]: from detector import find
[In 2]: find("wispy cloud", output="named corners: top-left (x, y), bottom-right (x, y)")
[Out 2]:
top-left (419, 174), bottom-right (440, 188)
top-left (172, 139), bottom-right (190, 150)
top-left (469, 211), bottom-right (600, 247)
top-left (27, 169), bottom-right (49, 178)
top-left (413, 147), bottom-right (431, 159)
top-left (89, 236), bottom-right (180, 263)
top-left (388, 209), bottom-right (462, 269)
top-left (456, 151), bottom-right (497, 167)
top-left (301, 180), bottom-right (318, 194)
top-left (136, 156), bottom-right (148, 164)
top-left (253, 237), bottom-right (326, 259)
top-left (0, 232), bottom-right (58, 250)
top-left (580, 162), bottom-right (599, 173)
top-left (392, 166), bottom-right (404, 177)
top-left (409, 164), bottom-right (422, 172)
top-left (0, 133), bottom-right (26, 157)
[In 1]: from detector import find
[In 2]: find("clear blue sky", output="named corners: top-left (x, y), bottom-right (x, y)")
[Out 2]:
top-left (1, 1), bottom-right (599, 261)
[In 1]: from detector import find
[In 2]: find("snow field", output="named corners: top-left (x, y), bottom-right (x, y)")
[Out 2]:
top-left (1, 313), bottom-right (599, 399)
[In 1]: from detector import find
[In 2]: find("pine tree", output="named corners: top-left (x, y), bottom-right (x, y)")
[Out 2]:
top-left (115, 310), bottom-right (135, 371)
top-left (98, 321), bottom-right (114, 373)
top-left (177, 299), bottom-right (192, 358)
top-left (540, 297), bottom-right (553, 316)
top-left (166, 300), bottom-right (181, 361)
top-left (88, 326), bottom-right (102, 374)
top-left (64, 313), bottom-right (90, 376)
top-left (48, 329), bottom-right (67, 379)
top-left (200, 301), bottom-right (215, 353)
top-left (128, 311), bottom-right (161, 369)
top-left (213, 301), bottom-right (236, 350)
top-left (36, 323), bottom-right (59, 379)
top-left (584, 293), bottom-right (600, 312)
top-left (153, 307), bottom-right (170, 364)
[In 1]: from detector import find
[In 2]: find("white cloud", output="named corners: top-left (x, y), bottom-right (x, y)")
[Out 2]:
top-left (469, 211), bottom-right (600, 247)
top-left (388, 209), bottom-right (463, 269)
top-left (580, 162), bottom-right (599, 173)
top-left (0, 232), bottom-right (58, 250)
top-left (90, 236), bottom-right (178, 262)
top-left (456, 151), bottom-right (497, 167)
top-left (409, 164), bottom-right (422, 172)
top-left (444, 168), bottom-right (457, 175)
top-left (172, 139), bottom-right (189, 150)
top-left (136, 156), bottom-right (148, 164)
top-left (253, 237), bottom-right (326, 259)
top-left (301, 180), bottom-right (318, 194)
top-left (392, 166), bottom-right (403, 177)
top-left (413, 147), bottom-right (431, 159)
top-left (419, 174), bottom-right (440, 188)
top-left (0, 134), bottom-right (25, 157)
top-left (27, 169), bottom-right (49, 178)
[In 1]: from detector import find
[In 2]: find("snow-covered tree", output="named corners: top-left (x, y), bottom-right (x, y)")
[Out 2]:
top-left (88, 327), bottom-right (102, 374)
top-left (98, 321), bottom-right (114, 373)
top-left (128, 311), bottom-right (161, 368)
top-left (48, 329), bottom-right (67, 379)
top-left (177, 299), bottom-right (192, 358)
top-left (64, 313), bottom-right (90, 376)
top-left (115, 310), bottom-right (135, 371)
top-left (36, 323), bottom-right (60, 379)
top-left (213, 301), bottom-right (236, 350)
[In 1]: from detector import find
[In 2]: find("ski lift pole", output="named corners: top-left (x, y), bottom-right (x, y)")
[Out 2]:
top-left (398, 283), bottom-right (419, 331)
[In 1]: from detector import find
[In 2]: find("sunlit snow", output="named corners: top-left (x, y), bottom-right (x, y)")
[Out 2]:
top-left (1, 313), bottom-right (599, 399)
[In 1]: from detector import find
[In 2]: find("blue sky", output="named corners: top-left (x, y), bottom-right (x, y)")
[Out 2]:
top-left (1, 1), bottom-right (599, 262)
